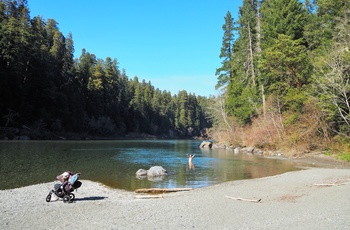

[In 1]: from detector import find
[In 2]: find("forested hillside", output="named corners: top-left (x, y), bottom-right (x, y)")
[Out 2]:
top-left (0, 0), bottom-right (211, 139)
top-left (212, 0), bottom-right (350, 157)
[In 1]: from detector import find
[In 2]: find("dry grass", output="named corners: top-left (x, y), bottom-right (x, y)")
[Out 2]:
top-left (209, 98), bottom-right (332, 156)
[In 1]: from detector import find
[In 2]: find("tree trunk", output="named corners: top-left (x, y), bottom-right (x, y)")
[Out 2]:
top-left (248, 22), bottom-right (256, 86)
top-left (257, 4), bottom-right (266, 118)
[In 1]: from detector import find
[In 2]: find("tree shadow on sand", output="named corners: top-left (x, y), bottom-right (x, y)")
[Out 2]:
top-left (74, 196), bottom-right (107, 201)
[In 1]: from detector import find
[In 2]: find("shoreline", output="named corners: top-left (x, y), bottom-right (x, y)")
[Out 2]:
top-left (279, 151), bottom-right (350, 169)
top-left (2, 166), bottom-right (350, 229)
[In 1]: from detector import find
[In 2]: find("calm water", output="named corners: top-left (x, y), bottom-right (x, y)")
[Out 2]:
top-left (0, 140), bottom-right (306, 191)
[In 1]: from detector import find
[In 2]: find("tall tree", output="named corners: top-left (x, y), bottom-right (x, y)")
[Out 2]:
top-left (224, 0), bottom-right (260, 124)
top-left (216, 11), bottom-right (235, 90)
top-left (236, 0), bottom-right (258, 86)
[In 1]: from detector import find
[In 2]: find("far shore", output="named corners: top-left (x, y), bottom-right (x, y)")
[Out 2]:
top-left (0, 128), bottom-right (205, 141)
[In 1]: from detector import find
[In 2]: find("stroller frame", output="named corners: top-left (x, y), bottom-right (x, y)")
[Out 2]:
top-left (46, 182), bottom-right (76, 203)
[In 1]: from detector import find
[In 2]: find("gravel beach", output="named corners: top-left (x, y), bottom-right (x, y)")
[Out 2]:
top-left (1, 158), bottom-right (350, 230)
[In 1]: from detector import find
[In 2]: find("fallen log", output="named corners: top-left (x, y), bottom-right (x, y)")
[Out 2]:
top-left (134, 195), bottom-right (164, 199)
top-left (313, 179), bottom-right (349, 187)
top-left (313, 183), bottom-right (347, 187)
top-left (225, 196), bottom-right (262, 203)
top-left (135, 188), bottom-right (193, 194)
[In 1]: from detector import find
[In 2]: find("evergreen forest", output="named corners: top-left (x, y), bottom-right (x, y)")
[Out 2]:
top-left (0, 0), bottom-right (211, 139)
top-left (213, 0), bottom-right (350, 158)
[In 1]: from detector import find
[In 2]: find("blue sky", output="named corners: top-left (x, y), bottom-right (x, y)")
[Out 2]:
top-left (28, 0), bottom-right (242, 97)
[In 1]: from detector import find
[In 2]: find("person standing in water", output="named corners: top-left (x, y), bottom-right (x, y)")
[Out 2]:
top-left (186, 154), bottom-right (196, 170)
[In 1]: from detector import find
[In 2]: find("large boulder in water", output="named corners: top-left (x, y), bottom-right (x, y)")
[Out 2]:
top-left (200, 141), bottom-right (212, 149)
top-left (135, 166), bottom-right (168, 181)
top-left (147, 166), bottom-right (168, 177)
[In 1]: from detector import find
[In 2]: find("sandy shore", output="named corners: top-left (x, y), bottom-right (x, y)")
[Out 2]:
top-left (1, 164), bottom-right (350, 230)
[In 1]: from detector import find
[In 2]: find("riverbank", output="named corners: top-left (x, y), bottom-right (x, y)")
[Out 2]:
top-left (270, 151), bottom-right (350, 169)
top-left (0, 127), bottom-right (199, 141)
top-left (1, 166), bottom-right (350, 229)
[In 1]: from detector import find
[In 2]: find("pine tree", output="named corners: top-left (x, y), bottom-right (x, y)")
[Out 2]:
top-left (216, 11), bottom-right (235, 90)
top-left (224, 0), bottom-right (260, 124)
top-left (236, 0), bottom-right (258, 86)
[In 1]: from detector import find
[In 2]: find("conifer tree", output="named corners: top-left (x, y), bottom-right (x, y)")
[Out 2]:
top-left (216, 11), bottom-right (235, 90)
top-left (222, 0), bottom-right (260, 124)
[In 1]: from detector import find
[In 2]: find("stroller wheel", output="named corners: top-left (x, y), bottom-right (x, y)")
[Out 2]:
top-left (69, 193), bottom-right (75, 201)
top-left (63, 195), bottom-right (71, 203)
top-left (46, 194), bottom-right (51, 202)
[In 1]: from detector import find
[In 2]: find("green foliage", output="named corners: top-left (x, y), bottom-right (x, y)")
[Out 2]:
top-left (283, 112), bottom-right (298, 126)
top-left (260, 0), bottom-right (307, 43)
top-left (338, 153), bottom-right (350, 162)
top-left (259, 34), bottom-right (311, 94)
top-left (226, 80), bottom-right (258, 124)
top-left (283, 88), bottom-right (308, 112)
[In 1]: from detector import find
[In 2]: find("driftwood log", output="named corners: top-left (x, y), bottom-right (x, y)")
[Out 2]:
top-left (134, 195), bottom-right (164, 199)
top-left (313, 179), bottom-right (349, 187)
top-left (225, 196), bottom-right (262, 203)
top-left (135, 188), bottom-right (193, 194)
top-left (313, 183), bottom-right (347, 186)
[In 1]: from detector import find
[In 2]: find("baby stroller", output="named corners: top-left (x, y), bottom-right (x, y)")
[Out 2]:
top-left (46, 172), bottom-right (82, 203)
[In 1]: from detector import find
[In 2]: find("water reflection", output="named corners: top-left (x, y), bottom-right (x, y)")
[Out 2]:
top-left (0, 140), bottom-right (308, 191)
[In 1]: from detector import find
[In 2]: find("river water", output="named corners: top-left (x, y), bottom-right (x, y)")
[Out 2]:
top-left (0, 140), bottom-right (306, 191)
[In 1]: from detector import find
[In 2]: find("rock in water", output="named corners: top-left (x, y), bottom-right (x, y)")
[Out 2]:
top-left (200, 141), bottom-right (212, 149)
top-left (147, 166), bottom-right (168, 177)
top-left (136, 169), bottom-right (148, 176)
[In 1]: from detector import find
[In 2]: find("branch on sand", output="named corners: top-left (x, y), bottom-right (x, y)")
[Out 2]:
top-left (313, 179), bottom-right (349, 187)
top-left (225, 196), bottom-right (262, 203)
top-left (134, 195), bottom-right (164, 199)
top-left (313, 183), bottom-right (347, 187)
top-left (135, 188), bottom-right (193, 194)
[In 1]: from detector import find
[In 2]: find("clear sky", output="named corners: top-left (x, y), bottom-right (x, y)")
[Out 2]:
top-left (28, 0), bottom-right (242, 97)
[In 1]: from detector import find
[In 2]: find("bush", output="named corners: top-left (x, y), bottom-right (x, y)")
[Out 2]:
top-left (338, 153), bottom-right (350, 162)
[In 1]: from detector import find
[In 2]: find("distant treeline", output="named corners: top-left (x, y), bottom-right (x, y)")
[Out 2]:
top-left (0, 0), bottom-right (211, 139)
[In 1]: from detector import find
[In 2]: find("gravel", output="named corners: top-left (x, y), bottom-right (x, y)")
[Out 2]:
top-left (1, 166), bottom-right (350, 230)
